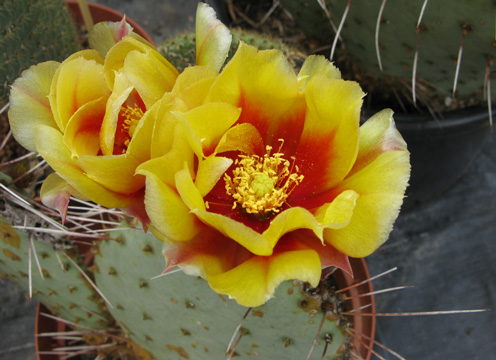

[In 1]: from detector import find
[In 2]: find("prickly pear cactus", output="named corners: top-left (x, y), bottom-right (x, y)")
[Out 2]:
top-left (159, 28), bottom-right (306, 72)
top-left (280, 0), bottom-right (496, 110)
top-left (94, 226), bottom-right (354, 359)
top-left (0, 0), bottom-right (79, 104)
top-left (0, 216), bottom-right (108, 329)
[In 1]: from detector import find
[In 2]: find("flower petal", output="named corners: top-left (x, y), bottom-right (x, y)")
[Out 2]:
top-left (123, 49), bottom-right (178, 108)
top-left (207, 236), bottom-right (322, 307)
top-left (49, 54), bottom-right (110, 132)
top-left (195, 156), bottom-right (233, 197)
top-left (214, 123), bottom-right (265, 155)
top-left (195, 3), bottom-right (232, 71)
top-left (100, 72), bottom-right (134, 156)
top-left (35, 125), bottom-right (136, 208)
top-left (324, 110), bottom-right (410, 257)
top-left (40, 173), bottom-right (83, 222)
top-left (76, 154), bottom-right (144, 194)
top-left (191, 208), bottom-right (273, 256)
top-left (313, 190), bottom-right (359, 229)
top-left (63, 97), bottom-right (107, 158)
top-left (104, 36), bottom-right (178, 91)
top-left (298, 55), bottom-right (341, 91)
top-left (171, 66), bottom-right (219, 109)
top-left (293, 74), bottom-right (364, 198)
top-left (181, 102), bottom-right (241, 156)
top-left (9, 61), bottom-right (60, 152)
top-left (88, 19), bottom-right (134, 56)
top-left (207, 43), bottom-right (305, 152)
top-left (142, 172), bottom-right (199, 242)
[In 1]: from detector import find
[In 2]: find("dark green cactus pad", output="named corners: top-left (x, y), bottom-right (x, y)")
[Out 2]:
top-left (0, 217), bottom-right (108, 329)
top-left (281, 0), bottom-right (496, 109)
top-left (95, 227), bottom-right (352, 359)
top-left (0, 0), bottom-right (79, 104)
top-left (158, 28), bottom-right (306, 73)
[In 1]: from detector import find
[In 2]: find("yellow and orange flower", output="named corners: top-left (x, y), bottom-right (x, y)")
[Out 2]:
top-left (138, 42), bottom-right (411, 307)
top-left (8, 24), bottom-right (179, 221)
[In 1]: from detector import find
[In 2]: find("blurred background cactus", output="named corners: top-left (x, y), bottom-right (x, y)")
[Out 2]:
top-left (279, 0), bottom-right (496, 114)
top-left (0, 0), bottom-right (79, 106)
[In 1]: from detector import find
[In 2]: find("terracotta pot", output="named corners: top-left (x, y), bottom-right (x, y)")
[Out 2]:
top-left (65, 0), bottom-right (154, 45)
top-left (35, 258), bottom-right (375, 360)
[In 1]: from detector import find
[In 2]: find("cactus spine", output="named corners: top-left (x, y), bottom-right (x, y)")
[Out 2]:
top-left (280, 0), bottom-right (496, 112)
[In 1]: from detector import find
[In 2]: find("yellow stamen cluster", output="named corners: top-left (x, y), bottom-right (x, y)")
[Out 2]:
top-left (224, 141), bottom-right (304, 217)
top-left (120, 105), bottom-right (144, 152)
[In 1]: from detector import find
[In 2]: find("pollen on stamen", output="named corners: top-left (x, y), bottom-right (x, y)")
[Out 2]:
top-left (119, 105), bottom-right (144, 154)
top-left (224, 141), bottom-right (303, 217)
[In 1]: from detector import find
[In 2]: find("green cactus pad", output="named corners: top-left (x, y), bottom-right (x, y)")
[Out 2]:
top-left (0, 217), bottom-right (108, 329)
top-left (158, 28), bottom-right (306, 73)
top-left (0, 0), bottom-right (79, 104)
top-left (95, 227), bottom-right (352, 359)
top-left (281, 0), bottom-right (496, 110)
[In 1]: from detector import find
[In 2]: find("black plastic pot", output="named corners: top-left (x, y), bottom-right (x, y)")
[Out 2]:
top-left (393, 106), bottom-right (492, 209)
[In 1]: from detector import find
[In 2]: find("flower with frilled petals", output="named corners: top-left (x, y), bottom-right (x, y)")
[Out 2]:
top-left (138, 40), bottom-right (411, 307)
top-left (8, 23), bottom-right (179, 222)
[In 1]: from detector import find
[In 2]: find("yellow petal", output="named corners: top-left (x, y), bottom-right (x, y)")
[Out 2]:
top-left (104, 36), bottom-right (178, 90)
top-left (143, 172), bottom-right (200, 241)
top-left (49, 55), bottom-right (110, 132)
top-left (76, 154), bottom-right (144, 194)
top-left (195, 3), bottom-right (232, 71)
top-left (207, 43), bottom-right (304, 148)
top-left (138, 125), bottom-right (195, 188)
top-left (172, 66), bottom-right (219, 109)
top-left (123, 49), bottom-right (178, 108)
top-left (349, 109), bottom-right (408, 175)
top-left (191, 209), bottom-right (273, 256)
top-left (100, 72), bottom-right (134, 155)
top-left (175, 165), bottom-right (206, 211)
top-left (262, 207), bottom-right (324, 246)
top-left (35, 125), bottom-right (135, 208)
top-left (40, 173), bottom-right (82, 221)
top-left (313, 190), bottom-right (359, 229)
top-left (63, 96), bottom-right (107, 158)
top-left (127, 100), bottom-right (160, 161)
top-left (214, 123), bottom-right (265, 155)
top-left (292, 74), bottom-right (364, 197)
top-left (298, 55), bottom-right (341, 91)
top-left (207, 248), bottom-right (321, 307)
top-left (195, 156), bottom-right (233, 197)
top-left (324, 110), bottom-right (410, 257)
top-left (8, 61), bottom-right (60, 152)
top-left (182, 102), bottom-right (241, 155)
top-left (88, 19), bottom-right (134, 56)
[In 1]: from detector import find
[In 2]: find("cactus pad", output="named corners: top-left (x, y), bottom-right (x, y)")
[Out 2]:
top-left (0, 217), bottom-right (108, 329)
top-left (95, 226), bottom-right (354, 359)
